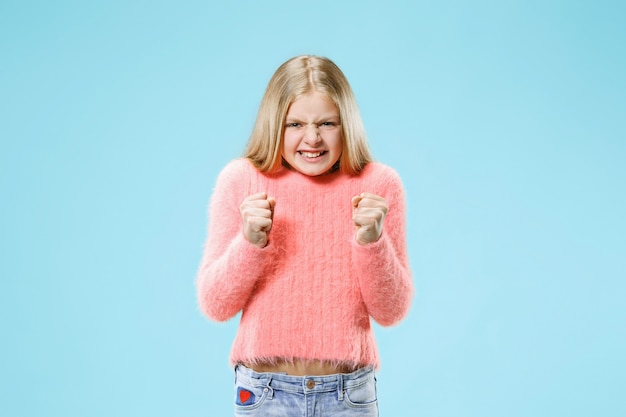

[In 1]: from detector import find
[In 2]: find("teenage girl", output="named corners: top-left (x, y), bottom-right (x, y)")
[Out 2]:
top-left (197, 55), bottom-right (413, 416)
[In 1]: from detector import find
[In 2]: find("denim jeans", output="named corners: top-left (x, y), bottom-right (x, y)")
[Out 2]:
top-left (234, 364), bottom-right (379, 417)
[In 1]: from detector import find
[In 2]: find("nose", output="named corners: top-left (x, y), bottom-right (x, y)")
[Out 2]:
top-left (303, 124), bottom-right (321, 145)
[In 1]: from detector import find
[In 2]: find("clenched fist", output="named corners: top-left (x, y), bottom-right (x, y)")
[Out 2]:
top-left (352, 192), bottom-right (388, 245)
top-left (240, 192), bottom-right (276, 248)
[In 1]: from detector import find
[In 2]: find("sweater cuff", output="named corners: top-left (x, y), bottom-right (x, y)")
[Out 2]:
top-left (234, 233), bottom-right (278, 269)
top-left (351, 232), bottom-right (388, 257)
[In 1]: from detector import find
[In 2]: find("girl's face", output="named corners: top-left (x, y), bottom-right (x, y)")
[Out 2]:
top-left (282, 91), bottom-right (343, 176)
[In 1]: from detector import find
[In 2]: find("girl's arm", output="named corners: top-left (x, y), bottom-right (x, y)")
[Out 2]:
top-left (196, 161), bottom-right (276, 322)
top-left (352, 168), bottom-right (414, 326)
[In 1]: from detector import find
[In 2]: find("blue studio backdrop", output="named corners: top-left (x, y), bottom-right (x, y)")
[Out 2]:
top-left (1, 1), bottom-right (624, 416)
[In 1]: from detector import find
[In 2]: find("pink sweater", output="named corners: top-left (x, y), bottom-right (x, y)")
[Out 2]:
top-left (196, 158), bottom-right (413, 369)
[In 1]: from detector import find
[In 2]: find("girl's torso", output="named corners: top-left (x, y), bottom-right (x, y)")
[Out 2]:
top-left (244, 359), bottom-right (359, 376)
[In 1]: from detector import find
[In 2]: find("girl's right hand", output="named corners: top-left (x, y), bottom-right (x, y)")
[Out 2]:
top-left (240, 192), bottom-right (276, 248)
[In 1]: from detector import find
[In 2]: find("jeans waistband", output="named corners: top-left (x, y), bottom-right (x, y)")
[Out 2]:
top-left (235, 364), bottom-right (375, 396)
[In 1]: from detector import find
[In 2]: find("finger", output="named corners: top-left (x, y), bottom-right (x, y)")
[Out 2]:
top-left (268, 197), bottom-right (276, 212)
top-left (359, 192), bottom-right (385, 201)
top-left (241, 198), bottom-right (273, 211)
top-left (354, 200), bottom-right (387, 215)
top-left (247, 216), bottom-right (273, 232)
top-left (244, 192), bottom-right (268, 201)
top-left (358, 195), bottom-right (386, 206)
top-left (353, 212), bottom-right (379, 225)
top-left (257, 217), bottom-right (273, 232)
top-left (354, 200), bottom-right (388, 218)
top-left (352, 195), bottom-right (363, 208)
top-left (353, 212), bottom-right (383, 226)
top-left (242, 207), bottom-right (274, 219)
top-left (352, 215), bottom-right (368, 227)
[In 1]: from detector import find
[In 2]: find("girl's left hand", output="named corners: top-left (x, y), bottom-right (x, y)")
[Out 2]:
top-left (351, 192), bottom-right (388, 245)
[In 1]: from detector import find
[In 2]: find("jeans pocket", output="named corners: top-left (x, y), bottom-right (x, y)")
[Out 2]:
top-left (343, 378), bottom-right (378, 409)
top-left (234, 382), bottom-right (269, 411)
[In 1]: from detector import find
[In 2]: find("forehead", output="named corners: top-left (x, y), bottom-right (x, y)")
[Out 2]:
top-left (287, 91), bottom-right (339, 116)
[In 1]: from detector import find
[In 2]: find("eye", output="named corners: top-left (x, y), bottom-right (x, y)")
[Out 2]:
top-left (286, 122), bottom-right (301, 128)
top-left (319, 121), bottom-right (338, 128)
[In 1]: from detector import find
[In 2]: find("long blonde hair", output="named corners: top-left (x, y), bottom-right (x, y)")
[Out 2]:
top-left (244, 55), bottom-right (372, 174)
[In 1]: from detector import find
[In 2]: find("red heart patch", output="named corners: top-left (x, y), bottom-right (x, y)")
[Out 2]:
top-left (239, 389), bottom-right (252, 404)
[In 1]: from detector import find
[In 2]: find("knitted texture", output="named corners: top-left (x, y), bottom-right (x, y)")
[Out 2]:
top-left (196, 158), bottom-right (413, 369)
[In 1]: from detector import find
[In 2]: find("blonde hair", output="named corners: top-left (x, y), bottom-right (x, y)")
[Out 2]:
top-left (244, 55), bottom-right (373, 174)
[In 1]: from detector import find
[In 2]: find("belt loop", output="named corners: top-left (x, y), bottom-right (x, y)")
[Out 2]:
top-left (266, 376), bottom-right (274, 399)
top-left (337, 374), bottom-right (344, 401)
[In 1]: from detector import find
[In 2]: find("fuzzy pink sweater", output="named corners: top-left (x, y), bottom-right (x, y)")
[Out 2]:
top-left (196, 158), bottom-right (413, 369)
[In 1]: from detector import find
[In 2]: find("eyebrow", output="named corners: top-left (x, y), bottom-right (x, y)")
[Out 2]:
top-left (285, 113), bottom-right (340, 122)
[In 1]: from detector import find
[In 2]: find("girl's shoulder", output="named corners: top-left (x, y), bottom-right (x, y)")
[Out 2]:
top-left (358, 162), bottom-right (407, 205)
top-left (360, 161), bottom-right (403, 185)
top-left (217, 158), bottom-right (259, 180)
top-left (211, 158), bottom-right (262, 195)
top-left (221, 157), bottom-right (257, 173)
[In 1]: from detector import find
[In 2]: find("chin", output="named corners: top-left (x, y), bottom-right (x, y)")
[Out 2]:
top-left (305, 166), bottom-right (335, 176)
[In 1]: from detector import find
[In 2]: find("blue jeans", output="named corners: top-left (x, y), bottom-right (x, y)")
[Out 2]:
top-left (234, 364), bottom-right (379, 417)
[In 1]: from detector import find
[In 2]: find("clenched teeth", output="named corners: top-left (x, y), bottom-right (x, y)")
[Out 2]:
top-left (299, 151), bottom-right (324, 158)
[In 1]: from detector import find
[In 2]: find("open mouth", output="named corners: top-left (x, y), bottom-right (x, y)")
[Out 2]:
top-left (298, 151), bottom-right (326, 158)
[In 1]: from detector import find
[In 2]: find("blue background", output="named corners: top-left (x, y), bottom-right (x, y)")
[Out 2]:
top-left (1, 0), bottom-right (624, 416)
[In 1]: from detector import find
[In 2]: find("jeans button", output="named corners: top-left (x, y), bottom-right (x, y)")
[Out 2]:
top-left (306, 379), bottom-right (315, 389)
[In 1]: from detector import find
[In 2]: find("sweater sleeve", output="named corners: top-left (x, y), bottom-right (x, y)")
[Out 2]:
top-left (352, 167), bottom-right (414, 326)
top-left (196, 160), bottom-right (277, 322)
